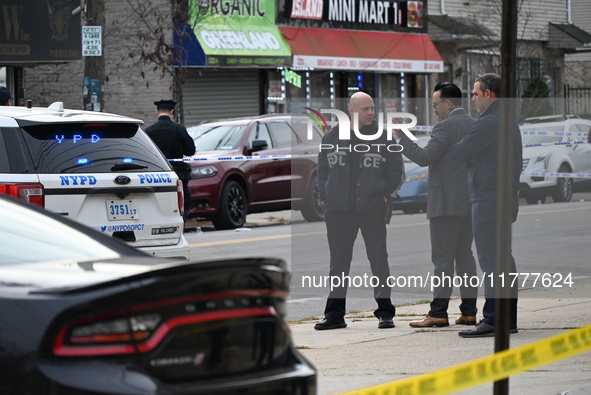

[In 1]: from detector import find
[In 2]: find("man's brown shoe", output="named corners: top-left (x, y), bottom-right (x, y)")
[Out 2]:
top-left (409, 316), bottom-right (449, 328)
top-left (455, 315), bottom-right (477, 325)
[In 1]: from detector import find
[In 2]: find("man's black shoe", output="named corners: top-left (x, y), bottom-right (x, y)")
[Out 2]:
top-left (459, 321), bottom-right (518, 338)
top-left (314, 318), bottom-right (347, 330)
top-left (378, 317), bottom-right (395, 329)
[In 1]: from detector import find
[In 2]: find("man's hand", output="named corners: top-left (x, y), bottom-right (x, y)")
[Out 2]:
top-left (392, 117), bottom-right (403, 139)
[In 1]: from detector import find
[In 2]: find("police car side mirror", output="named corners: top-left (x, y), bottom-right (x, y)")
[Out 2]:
top-left (251, 140), bottom-right (268, 153)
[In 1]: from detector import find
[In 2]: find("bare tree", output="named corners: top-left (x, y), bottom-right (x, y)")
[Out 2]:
top-left (119, 0), bottom-right (199, 124)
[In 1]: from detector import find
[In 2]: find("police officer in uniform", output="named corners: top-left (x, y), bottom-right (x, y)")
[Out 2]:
top-left (314, 92), bottom-right (405, 330)
top-left (145, 99), bottom-right (196, 225)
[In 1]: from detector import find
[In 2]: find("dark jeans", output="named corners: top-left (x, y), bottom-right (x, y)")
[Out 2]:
top-left (323, 203), bottom-right (396, 320)
top-left (472, 199), bottom-right (519, 327)
top-left (428, 215), bottom-right (478, 319)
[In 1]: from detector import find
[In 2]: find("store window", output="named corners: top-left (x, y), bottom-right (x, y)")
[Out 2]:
top-left (0, 67), bottom-right (6, 87)
top-left (346, 72), bottom-right (377, 98)
top-left (267, 69), bottom-right (285, 114)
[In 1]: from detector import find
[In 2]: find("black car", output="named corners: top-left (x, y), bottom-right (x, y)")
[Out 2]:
top-left (0, 195), bottom-right (316, 395)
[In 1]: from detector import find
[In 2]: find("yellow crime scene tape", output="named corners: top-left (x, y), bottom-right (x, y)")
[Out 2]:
top-left (340, 324), bottom-right (591, 395)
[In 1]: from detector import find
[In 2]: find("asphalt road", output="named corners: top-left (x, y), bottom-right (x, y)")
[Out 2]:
top-left (183, 196), bottom-right (591, 322)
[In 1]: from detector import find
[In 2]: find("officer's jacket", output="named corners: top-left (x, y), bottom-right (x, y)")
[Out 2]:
top-left (318, 121), bottom-right (405, 212)
top-left (145, 116), bottom-right (196, 159)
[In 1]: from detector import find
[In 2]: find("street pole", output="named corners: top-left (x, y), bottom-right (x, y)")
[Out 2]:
top-left (82, 0), bottom-right (104, 112)
top-left (495, 0), bottom-right (518, 394)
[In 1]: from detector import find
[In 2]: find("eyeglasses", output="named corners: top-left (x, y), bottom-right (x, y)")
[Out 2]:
top-left (432, 100), bottom-right (445, 108)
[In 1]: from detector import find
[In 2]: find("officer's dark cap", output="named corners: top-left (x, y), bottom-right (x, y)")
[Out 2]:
top-left (154, 99), bottom-right (177, 110)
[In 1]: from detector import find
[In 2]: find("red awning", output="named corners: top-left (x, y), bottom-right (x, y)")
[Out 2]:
top-left (279, 27), bottom-right (443, 73)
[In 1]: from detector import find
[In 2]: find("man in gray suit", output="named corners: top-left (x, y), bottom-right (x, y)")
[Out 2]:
top-left (395, 82), bottom-right (478, 327)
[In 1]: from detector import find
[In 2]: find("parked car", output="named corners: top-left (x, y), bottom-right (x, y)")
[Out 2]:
top-left (186, 115), bottom-right (325, 229)
top-left (0, 194), bottom-right (317, 395)
top-left (391, 136), bottom-right (430, 214)
top-left (0, 102), bottom-right (189, 259)
top-left (519, 117), bottom-right (591, 204)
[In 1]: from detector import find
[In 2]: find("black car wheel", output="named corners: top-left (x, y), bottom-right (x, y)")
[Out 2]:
top-left (551, 165), bottom-right (573, 203)
top-left (213, 181), bottom-right (247, 230)
top-left (301, 174), bottom-right (324, 222)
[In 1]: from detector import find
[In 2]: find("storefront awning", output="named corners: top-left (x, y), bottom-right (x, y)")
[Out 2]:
top-left (279, 27), bottom-right (444, 73)
top-left (174, 23), bottom-right (292, 68)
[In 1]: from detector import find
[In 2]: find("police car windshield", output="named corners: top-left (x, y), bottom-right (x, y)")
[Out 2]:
top-left (193, 125), bottom-right (246, 151)
top-left (19, 123), bottom-right (170, 173)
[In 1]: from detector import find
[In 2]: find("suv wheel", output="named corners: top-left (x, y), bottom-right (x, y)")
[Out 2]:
top-left (551, 165), bottom-right (573, 203)
top-left (300, 174), bottom-right (324, 222)
top-left (213, 181), bottom-right (246, 230)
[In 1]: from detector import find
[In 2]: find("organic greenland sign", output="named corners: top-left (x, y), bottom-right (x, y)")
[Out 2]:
top-left (200, 29), bottom-right (281, 51)
top-left (187, 0), bottom-right (291, 66)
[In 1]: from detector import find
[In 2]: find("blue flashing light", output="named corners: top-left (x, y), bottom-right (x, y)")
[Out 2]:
top-left (123, 158), bottom-right (134, 163)
top-left (77, 158), bottom-right (89, 165)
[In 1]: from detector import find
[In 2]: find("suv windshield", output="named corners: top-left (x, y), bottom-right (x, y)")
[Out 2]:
top-left (193, 125), bottom-right (246, 151)
top-left (19, 123), bottom-right (170, 173)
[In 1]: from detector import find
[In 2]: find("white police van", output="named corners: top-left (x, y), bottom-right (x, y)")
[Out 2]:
top-left (0, 102), bottom-right (189, 260)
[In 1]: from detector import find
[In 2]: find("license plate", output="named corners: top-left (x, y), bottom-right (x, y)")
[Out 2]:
top-left (151, 226), bottom-right (179, 235)
top-left (107, 200), bottom-right (139, 220)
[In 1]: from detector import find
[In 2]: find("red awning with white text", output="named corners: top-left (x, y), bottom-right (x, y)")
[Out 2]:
top-left (279, 27), bottom-right (443, 73)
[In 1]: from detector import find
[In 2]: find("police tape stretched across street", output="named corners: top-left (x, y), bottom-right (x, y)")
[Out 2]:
top-left (301, 272), bottom-right (574, 292)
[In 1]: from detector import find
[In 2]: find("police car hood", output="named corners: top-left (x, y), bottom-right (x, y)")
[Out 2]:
top-left (522, 145), bottom-right (554, 160)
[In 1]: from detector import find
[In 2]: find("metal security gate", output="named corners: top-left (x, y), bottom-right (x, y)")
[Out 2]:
top-left (564, 84), bottom-right (591, 118)
top-left (183, 69), bottom-right (262, 126)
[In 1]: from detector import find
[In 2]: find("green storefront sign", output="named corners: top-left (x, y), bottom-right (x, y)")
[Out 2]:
top-left (190, 0), bottom-right (291, 67)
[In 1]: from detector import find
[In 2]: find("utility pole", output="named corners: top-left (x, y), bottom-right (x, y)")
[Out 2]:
top-left (494, 0), bottom-right (518, 394)
top-left (82, 0), bottom-right (104, 111)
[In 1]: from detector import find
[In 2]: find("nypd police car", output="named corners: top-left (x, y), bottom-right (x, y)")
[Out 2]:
top-left (0, 102), bottom-right (189, 259)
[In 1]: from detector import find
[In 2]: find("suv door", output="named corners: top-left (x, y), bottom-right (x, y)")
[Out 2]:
top-left (573, 123), bottom-right (591, 185)
top-left (245, 122), bottom-right (284, 204)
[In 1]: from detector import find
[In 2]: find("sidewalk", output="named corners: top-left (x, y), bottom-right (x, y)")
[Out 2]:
top-left (289, 276), bottom-right (591, 395)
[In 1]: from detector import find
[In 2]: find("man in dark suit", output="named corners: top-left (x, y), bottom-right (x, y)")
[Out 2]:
top-left (453, 73), bottom-right (522, 338)
top-left (396, 82), bottom-right (478, 328)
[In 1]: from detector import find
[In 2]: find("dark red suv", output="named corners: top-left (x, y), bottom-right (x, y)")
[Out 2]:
top-left (186, 115), bottom-right (324, 229)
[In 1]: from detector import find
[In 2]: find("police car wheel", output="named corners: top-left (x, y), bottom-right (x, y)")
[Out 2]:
top-left (551, 165), bottom-right (572, 203)
top-left (212, 181), bottom-right (246, 230)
